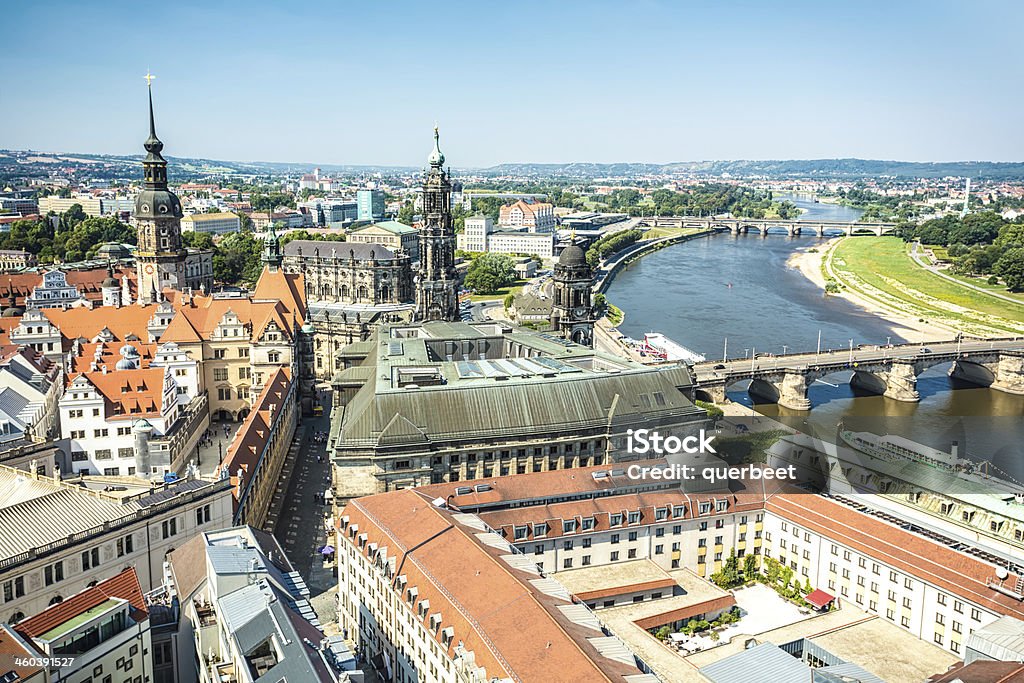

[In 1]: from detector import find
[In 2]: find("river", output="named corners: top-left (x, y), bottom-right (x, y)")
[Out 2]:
top-left (607, 194), bottom-right (1024, 480)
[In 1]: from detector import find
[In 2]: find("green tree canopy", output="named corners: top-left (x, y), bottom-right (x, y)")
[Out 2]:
top-left (464, 253), bottom-right (516, 294)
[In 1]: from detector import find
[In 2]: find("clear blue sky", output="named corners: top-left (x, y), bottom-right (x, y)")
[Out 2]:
top-left (3, 0), bottom-right (1022, 167)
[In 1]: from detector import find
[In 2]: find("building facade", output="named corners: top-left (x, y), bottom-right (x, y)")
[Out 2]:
top-left (14, 568), bottom-right (154, 683)
top-left (499, 199), bottom-right (556, 232)
top-left (329, 321), bottom-right (708, 497)
top-left (181, 212), bottom-right (241, 235)
top-left (347, 220), bottom-right (419, 259)
top-left (0, 465), bottom-right (233, 624)
top-left (356, 189), bottom-right (385, 222)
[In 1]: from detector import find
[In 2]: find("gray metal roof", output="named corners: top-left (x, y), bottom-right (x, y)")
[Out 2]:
top-left (283, 239), bottom-right (397, 261)
top-left (966, 615), bottom-right (1024, 661)
top-left (700, 643), bottom-right (812, 683)
top-left (334, 324), bottom-right (700, 448)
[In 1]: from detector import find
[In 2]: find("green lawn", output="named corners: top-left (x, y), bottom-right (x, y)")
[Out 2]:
top-left (466, 279), bottom-right (527, 302)
top-left (828, 237), bottom-right (1024, 333)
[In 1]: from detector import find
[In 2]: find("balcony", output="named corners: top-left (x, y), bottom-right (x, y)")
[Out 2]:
top-left (213, 661), bottom-right (238, 683)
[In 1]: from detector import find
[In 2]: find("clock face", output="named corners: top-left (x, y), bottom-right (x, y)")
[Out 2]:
top-left (145, 265), bottom-right (155, 275)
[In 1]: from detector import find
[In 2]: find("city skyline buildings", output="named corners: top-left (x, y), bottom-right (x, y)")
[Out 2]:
top-left (2, 1), bottom-right (1023, 167)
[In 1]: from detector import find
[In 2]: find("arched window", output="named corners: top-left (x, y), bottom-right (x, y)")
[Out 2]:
top-left (48, 596), bottom-right (63, 606)
top-left (9, 612), bottom-right (25, 624)
top-left (357, 286), bottom-right (368, 300)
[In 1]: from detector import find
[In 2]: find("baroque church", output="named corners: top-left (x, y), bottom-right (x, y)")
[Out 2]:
top-left (287, 128), bottom-right (463, 377)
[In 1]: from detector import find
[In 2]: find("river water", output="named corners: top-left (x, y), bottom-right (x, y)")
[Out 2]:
top-left (607, 194), bottom-right (1024, 480)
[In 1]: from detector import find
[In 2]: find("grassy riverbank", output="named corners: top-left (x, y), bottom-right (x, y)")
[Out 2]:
top-left (827, 237), bottom-right (1024, 335)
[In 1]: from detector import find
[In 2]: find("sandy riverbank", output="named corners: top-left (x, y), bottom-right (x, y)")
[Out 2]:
top-left (786, 238), bottom-right (954, 342)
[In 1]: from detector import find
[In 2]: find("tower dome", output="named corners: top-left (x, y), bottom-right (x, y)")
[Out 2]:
top-left (115, 344), bottom-right (141, 370)
top-left (558, 243), bottom-right (587, 267)
top-left (428, 126), bottom-right (445, 167)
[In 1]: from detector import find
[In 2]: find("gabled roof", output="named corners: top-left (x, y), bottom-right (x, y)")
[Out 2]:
top-left (252, 267), bottom-right (306, 320)
top-left (15, 567), bottom-right (147, 639)
top-left (343, 489), bottom-right (651, 682)
top-left (221, 368), bottom-right (292, 502)
top-left (70, 367), bottom-right (168, 420)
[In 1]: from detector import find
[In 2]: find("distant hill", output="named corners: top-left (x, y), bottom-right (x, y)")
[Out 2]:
top-left (477, 159), bottom-right (1024, 180)
top-left (4, 149), bottom-right (1024, 182)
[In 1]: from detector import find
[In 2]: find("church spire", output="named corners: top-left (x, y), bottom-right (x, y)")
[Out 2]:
top-left (142, 71), bottom-right (167, 189)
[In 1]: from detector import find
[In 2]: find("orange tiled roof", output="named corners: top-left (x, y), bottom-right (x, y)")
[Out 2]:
top-left (252, 267), bottom-right (306, 320)
top-left (0, 624), bottom-right (44, 679)
top-left (72, 366), bottom-right (168, 420)
top-left (160, 294), bottom-right (297, 345)
top-left (221, 368), bottom-right (292, 501)
top-left (342, 489), bottom-right (648, 683)
top-left (15, 567), bottom-right (147, 639)
top-left (41, 303), bottom-right (164, 349)
top-left (68, 342), bottom-right (157, 375)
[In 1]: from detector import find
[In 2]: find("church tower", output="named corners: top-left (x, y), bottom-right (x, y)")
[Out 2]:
top-left (550, 235), bottom-right (597, 346)
top-left (134, 73), bottom-right (186, 304)
top-left (415, 127), bottom-right (459, 322)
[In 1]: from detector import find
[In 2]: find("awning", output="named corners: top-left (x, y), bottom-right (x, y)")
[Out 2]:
top-left (806, 589), bottom-right (835, 609)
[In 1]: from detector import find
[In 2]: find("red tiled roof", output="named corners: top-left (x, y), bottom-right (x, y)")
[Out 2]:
top-left (0, 624), bottom-right (44, 679)
top-left (632, 595), bottom-right (737, 631)
top-left (805, 588), bottom-right (834, 609)
top-left (574, 578), bottom-right (678, 603)
top-left (342, 489), bottom-right (645, 682)
top-left (221, 368), bottom-right (292, 501)
top-left (71, 366), bottom-right (168, 419)
top-left (15, 567), bottom-right (147, 639)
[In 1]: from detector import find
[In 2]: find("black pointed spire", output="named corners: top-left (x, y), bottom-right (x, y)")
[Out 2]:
top-left (141, 72), bottom-right (168, 190)
top-left (144, 85), bottom-right (164, 158)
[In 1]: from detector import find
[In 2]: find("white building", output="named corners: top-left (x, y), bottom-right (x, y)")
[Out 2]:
top-left (0, 464), bottom-right (233, 624)
top-left (24, 270), bottom-right (88, 310)
top-left (181, 212), bottom-right (241, 235)
top-left (499, 199), bottom-right (556, 232)
top-left (60, 347), bottom-right (181, 478)
top-left (0, 345), bottom-right (63, 442)
top-left (456, 214), bottom-right (555, 258)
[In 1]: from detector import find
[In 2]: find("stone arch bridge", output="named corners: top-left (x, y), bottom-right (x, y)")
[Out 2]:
top-left (639, 215), bottom-right (898, 237)
top-left (691, 338), bottom-right (1024, 411)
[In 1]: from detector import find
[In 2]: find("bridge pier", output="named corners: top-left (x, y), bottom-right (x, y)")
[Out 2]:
top-left (777, 372), bottom-right (811, 411)
top-left (851, 362), bottom-right (920, 402)
top-left (815, 224), bottom-right (825, 238)
top-left (951, 353), bottom-right (1024, 395)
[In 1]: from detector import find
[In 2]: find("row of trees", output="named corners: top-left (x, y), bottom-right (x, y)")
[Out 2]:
top-left (585, 229), bottom-right (643, 266)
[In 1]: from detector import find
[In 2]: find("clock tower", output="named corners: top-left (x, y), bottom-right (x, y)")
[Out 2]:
top-left (415, 127), bottom-right (460, 322)
top-left (550, 236), bottom-right (597, 346)
top-left (134, 73), bottom-right (186, 304)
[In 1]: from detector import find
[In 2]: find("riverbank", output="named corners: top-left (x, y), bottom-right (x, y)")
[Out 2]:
top-left (786, 239), bottom-right (954, 341)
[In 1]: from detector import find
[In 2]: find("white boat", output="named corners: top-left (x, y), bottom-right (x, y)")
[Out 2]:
top-left (641, 332), bottom-right (706, 363)
top-left (839, 429), bottom-right (1024, 492)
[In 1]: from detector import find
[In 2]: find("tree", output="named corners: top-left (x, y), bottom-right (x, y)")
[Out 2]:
top-left (238, 212), bottom-right (254, 232)
top-left (948, 211), bottom-right (1004, 246)
top-left (503, 292), bottom-right (515, 310)
top-left (655, 626), bottom-right (672, 641)
top-left (464, 253), bottom-right (516, 294)
top-left (397, 201), bottom-right (416, 225)
top-left (215, 231), bottom-right (262, 284)
top-left (60, 203), bottom-right (88, 230)
top-left (183, 231), bottom-right (215, 250)
top-left (743, 554), bottom-right (759, 580)
top-left (994, 248), bottom-right (1024, 291)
